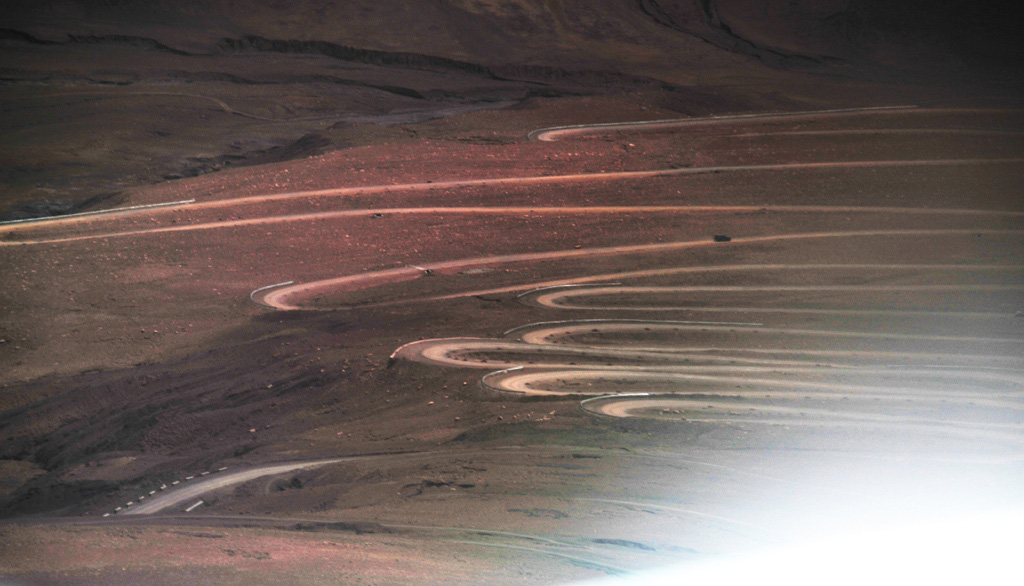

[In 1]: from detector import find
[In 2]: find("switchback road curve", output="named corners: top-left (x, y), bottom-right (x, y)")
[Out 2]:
top-left (7, 106), bottom-right (1023, 517)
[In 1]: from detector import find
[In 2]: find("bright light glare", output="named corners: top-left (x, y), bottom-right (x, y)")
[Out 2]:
top-left (574, 509), bottom-right (1023, 586)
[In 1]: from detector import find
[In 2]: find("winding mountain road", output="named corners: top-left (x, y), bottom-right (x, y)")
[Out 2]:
top-left (9, 105), bottom-right (1022, 515)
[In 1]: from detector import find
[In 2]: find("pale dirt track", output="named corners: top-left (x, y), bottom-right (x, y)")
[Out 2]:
top-left (2, 104), bottom-right (1021, 236)
top-left (15, 106), bottom-right (1022, 517)
top-left (525, 105), bottom-right (924, 140)
top-left (373, 108), bottom-right (1022, 440)
top-left (254, 229), bottom-right (1024, 310)
top-left (396, 303), bottom-right (1024, 433)
top-left (524, 106), bottom-right (1023, 140)
top-left (393, 317), bottom-right (1024, 441)
top-left (6, 202), bottom-right (1023, 246)
top-left (579, 396), bottom-right (1023, 443)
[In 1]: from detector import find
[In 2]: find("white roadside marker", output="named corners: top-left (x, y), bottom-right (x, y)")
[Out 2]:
top-left (184, 500), bottom-right (204, 513)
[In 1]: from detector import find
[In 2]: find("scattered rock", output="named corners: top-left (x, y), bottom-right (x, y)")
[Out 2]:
top-left (222, 548), bottom-right (270, 560)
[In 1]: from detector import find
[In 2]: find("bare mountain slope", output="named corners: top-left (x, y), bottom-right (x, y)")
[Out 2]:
top-left (0, 0), bottom-right (1020, 215)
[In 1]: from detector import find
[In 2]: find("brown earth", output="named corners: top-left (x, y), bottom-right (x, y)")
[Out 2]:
top-left (1, 2), bottom-right (1023, 585)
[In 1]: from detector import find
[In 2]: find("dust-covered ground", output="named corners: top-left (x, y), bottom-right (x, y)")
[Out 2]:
top-left (1, 2), bottom-right (1023, 585)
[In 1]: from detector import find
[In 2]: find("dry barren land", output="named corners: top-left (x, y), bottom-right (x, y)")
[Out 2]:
top-left (1, 2), bottom-right (1023, 585)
